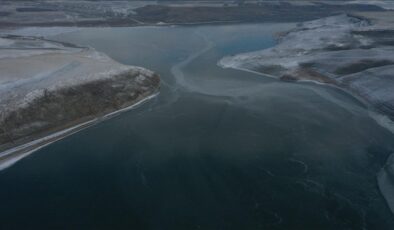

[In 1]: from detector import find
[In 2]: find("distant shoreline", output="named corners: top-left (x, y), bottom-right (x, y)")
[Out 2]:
top-left (0, 1), bottom-right (388, 29)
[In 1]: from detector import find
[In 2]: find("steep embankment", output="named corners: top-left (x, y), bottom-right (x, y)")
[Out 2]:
top-left (0, 35), bottom-right (160, 170)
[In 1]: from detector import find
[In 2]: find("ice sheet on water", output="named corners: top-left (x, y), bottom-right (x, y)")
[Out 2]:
top-left (378, 153), bottom-right (394, 215)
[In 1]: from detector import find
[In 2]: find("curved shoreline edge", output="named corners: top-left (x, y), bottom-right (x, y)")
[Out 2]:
top-left (221, 56), bottom-right (394, 218)
top-left (218, 13), bottom-right (394, 217)
top-left (219, 60), bottom-right (394, 134)
top-left (219, 13), bottom-right (394, 133)
top-left (0, 92), bottom-right (159, 171)
top-left (0, 34), bottom-right (160, 171)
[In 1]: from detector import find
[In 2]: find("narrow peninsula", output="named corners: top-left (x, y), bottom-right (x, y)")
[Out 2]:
top-left (0, 35), bottom-right (160, 170)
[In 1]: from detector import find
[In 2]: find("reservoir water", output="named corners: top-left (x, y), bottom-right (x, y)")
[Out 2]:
top-left (1, 24), bottom-right (394, 229)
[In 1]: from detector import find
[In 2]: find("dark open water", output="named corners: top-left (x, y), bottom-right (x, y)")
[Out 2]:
top-left (0, 24), bottom-right (394, 229)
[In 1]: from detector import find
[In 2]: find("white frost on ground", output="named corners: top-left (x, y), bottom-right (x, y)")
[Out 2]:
top-left (378, 153), bottom-right (394, 215)
top-left (340, 65), bottom-right (394, 108)
top-left (0, 1), bottom-right (152, 25)
top-left (369, 111), bottom-right (394, 134)
top-left (0, 27), bottom-right (81, 37)
top-left (348, 1), bottom-right (394, 10)
top-left (0, 92), bottom-right (159, 171)
top-left (219, 14), bottom-right (394, 126)
top-left (219, 13), bottom-right (394, 216)
top-left (0, 33), bottom-right (158, 171)
top-left (219, 14), bottom-right (371, 71)
top-left (0, 35), bottom-right (153, 116)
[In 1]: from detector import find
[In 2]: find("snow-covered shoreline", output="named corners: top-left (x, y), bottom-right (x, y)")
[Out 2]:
top-left (219, 14), bottom-right (394, 130)
top-left (0, 92), bottom-right (158, 171)
top-left (0, 33), bottom-right (160, 170)
top-left (219, 13), bottom-right (394, 216)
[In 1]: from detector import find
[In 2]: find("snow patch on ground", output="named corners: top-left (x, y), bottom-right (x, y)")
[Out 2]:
top-left (219, 14), bottom-right (394, 128)
top-left (370, 111), bottom-right (394, 134)
top-left (219, 14), bottom-right (372, 71)
top-left (348, 1), bottom-right (394, 10)
top-left (1, 27), bottom-right (81, 37)
top-left (219, 16), bottom-right (394, 216)
top-left (378, 153), bottom-right (394, 215)
top-left (0, 35), bottom-right (154, 118)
